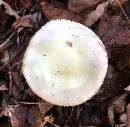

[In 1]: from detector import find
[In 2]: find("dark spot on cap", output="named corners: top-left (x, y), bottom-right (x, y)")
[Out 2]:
top-left (66, 41), bottom-right (72, 47)
top-left (72, 35), bottom-right (78, 37)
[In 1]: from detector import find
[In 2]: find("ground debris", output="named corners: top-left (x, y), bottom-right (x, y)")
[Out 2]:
top-left (38, 101), bottom-right (54, 116)
top-left (68, 0), bottom-right (104, 14)
top-left (0, 0), bottom-right (130, 127)
top-left (125, 84), bottom-right (130, 91)
top-left (27, 105), bottom-right (43, 127)
top-left (108, 92), bottom-right (128, 126)
top-left (13, 15), bottom-right (33, 32)
top-left (0, 81), bottom-right (8, 91)
top-left (8, 105), bottom-right (28, 127)
top-left (126, 103), bottom-right (130, 127)
top-left (84, 1), bottom-right (109, 27)
top-left (0, 0), bottom-right (19, 19)
top-left (40, 2), bottom-right (84, 23)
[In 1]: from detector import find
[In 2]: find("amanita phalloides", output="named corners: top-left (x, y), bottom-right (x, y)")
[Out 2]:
top-left (22, 19), bottom-right (108, 106)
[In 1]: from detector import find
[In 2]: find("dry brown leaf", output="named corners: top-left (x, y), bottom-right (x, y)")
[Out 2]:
top-left (84, 1), bottom-right (108, 27)
top-left (107, 29), bottom-right (130, 48)
top-left (53, 0), bottom-right (67, 9)
top-left (126, 103), bottom-right (130, 127)
top-left (12, 72), bottom-right (24, 91)
top-left (4, 0), bottom-right (33, 9)
top-left (124, 85), bottom-right (130, 91)
top-left (0, 0), bottom-right (19, 19)
top-left (94, 14), bottom-right (123, 43)
top-left (38, 101), bottom-right (53, 116)
top-left (120, 113), bottom-right (127, 124)
top-left (68, 0), bottom-right (104, 13)
top-left (27, 106), bottom-right (43, 127)
top-left (116, 50), bottom-right (130, 71)
top-left (11, 83), bottom-right (22, 100)
top-left (108, 93), bottom-right (128, 126)
top-left (18, 0), bottom-right (33, 8)
top-left (13, 15), bottom-right (33, 32)
top-left (0, 106), bottom-right (9, 117)
top-left (8, 105), bottom-right (28, 127)
top-left (40, 2), bottom-right (83, 24)
top-left (0, 81), bottom-right (8, 91)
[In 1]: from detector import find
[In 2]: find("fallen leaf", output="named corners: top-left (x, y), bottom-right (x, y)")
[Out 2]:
top-left (0, 0), bottom-right (19, 19)
top-left (38, 101), bottom-right (53, 116)
top-left (95, 14), bottom-right (124, 43)
top-left (25, 88), bottom-right (37, 97)
top-left (8, 105), bottom-right (28, 127)
top-left (126, 103), bottom-right (130, 127)
top-left (13, 15), bottom-right (33, 32)
top-left (119, 113), bottom-right (127, 124)
top-left (124, 84), bottom-right (130, 91)
top-left (12, 72), bottom-right (24, 91)
top-left (68, 0), bottom-right (104, 13)
top-left (40, 2), bottom-right (83, 23)
top-left (53, 0), bottom-right (67, 9)
top-left (106, 29), bottom-right (130, 49)
top-left (11, 83), bottom-right (22, 100)
top-left (0, 106), bottom-right (8, 117)
top-left (108, 93), bottom-right (128, 126)
top-left (101, 64), bottom-right (119, 93)
top-left (0, 81), bottom-right (8, 91)
top-left (27, 106), bottom-right (43, 127)
top-left (19, 0), bottom-right (33, 8)
top-left (116, 49), bottom-right (130, 71)
top-left (84, 1), bottom-right (108, 27)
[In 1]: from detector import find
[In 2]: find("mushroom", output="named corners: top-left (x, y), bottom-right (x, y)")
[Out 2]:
top-left (22, 19), bottom-right (108, 106)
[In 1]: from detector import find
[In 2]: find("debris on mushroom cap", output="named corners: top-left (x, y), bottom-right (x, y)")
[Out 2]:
top-left (22, 19), bottom-right (108, 106)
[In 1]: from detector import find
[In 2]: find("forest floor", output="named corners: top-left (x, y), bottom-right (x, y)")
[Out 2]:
top-left (0, 0), bottom-right (130, 127)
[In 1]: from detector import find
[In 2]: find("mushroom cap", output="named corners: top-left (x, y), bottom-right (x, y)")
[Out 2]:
top-left (22, 19), bottom-right (108, 106)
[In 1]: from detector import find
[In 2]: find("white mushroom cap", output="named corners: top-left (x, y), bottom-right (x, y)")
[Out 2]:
top-left (22, 19), bottom-right (108, 106)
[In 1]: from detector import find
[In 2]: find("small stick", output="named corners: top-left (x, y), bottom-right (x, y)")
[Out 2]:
top-left (16, 101), bottom-right (38, 105)
top-left (9, 70), bottom-right (12, 95)
top-left (117, 0), bottom-right (129, 21)
top-left (0, 33), bottom-right (15, 51)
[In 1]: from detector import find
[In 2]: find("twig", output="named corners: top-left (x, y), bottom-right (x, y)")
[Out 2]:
top-left (9, 70), bottom-right (12, 95)
top-left (39, 116), bottom-right (57, 127)
top-left (117, 0), bottom-right (129, 21)
top-left (39, 116), bottom-right (50, 127)
top-left (0, 33), bottom-right (15, 52)
top-left (16, 101), bottom-right (39, 105)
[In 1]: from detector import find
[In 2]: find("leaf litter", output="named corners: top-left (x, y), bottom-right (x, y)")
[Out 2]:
top-left (0, 0), bottom-right (130, 127)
